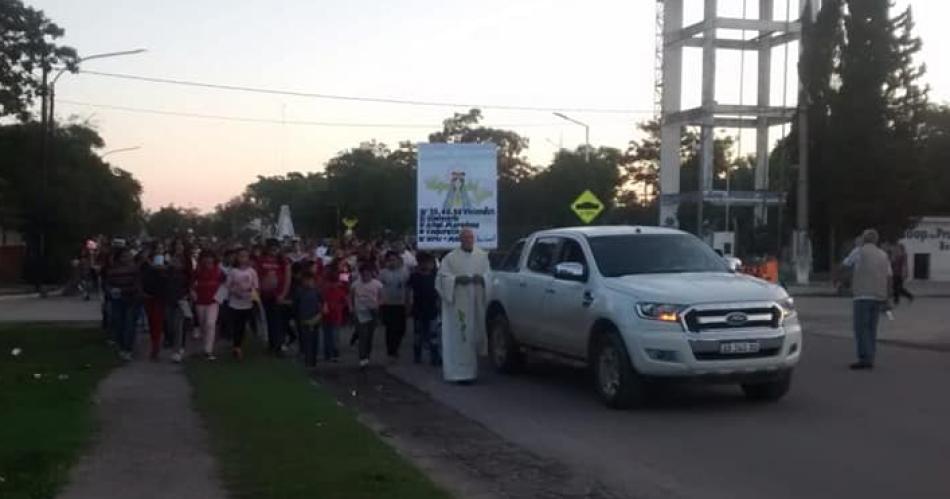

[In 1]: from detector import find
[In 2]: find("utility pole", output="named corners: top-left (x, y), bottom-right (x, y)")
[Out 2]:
top-left (37, 49), bottom-right (145, 297)
top-left (37, 66), bottom-right (49, 296)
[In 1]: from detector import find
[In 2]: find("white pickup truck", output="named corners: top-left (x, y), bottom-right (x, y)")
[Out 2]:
top-left (486, 226), bottom-right (802, 408)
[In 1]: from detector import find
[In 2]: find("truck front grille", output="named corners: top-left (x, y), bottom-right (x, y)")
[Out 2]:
top-left (683, 306), bottom-right (780, 333)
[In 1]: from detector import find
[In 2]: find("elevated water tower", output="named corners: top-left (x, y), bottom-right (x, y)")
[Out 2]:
top-left (655, 0), bottom-right (818, 282)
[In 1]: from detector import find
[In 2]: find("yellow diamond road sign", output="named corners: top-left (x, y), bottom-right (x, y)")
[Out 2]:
top-left (571, 190), bottom-right (604, 224)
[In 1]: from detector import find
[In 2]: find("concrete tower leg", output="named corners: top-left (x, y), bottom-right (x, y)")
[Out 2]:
top-left (754, 0), bottom-right (774, 225)
top-left (659, 0), bottom-right (683, 227)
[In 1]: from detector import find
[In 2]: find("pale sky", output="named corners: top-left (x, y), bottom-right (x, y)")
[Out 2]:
top-left (31, 0), bottom-right (946, 211)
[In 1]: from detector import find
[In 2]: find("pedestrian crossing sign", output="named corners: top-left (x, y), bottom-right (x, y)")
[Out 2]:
top-left (571, 190), bottom-right (604, 224)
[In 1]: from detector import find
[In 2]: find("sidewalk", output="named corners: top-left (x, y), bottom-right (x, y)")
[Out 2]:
top-left (58, 357), bottom-right (227, 499)
top-left (787, 280), bottom-right (950, 298)
top-left (796, 296), bottom-right (950, 351)
top-left (0, 295), bottom-right (99, 322)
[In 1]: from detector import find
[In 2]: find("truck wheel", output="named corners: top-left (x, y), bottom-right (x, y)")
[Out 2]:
top-left (591, 332), bottom-right (648, 409)
top-left (488, 313), bottom-right (524, 373)
top-left (741, 372), bottom-right (792, 402)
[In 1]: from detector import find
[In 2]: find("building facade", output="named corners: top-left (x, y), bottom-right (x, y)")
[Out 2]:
top-left (901, 217), bottom-right (950, 282)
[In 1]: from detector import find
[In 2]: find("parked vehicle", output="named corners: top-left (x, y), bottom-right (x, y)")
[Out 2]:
top-left (487, 226), bottom-right (802, 409)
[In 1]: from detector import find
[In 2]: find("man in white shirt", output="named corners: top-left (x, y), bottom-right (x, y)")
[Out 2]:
top-left (842, 229), bottom-right (892, 370)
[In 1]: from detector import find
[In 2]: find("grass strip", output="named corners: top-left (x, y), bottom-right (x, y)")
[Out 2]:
top-left (0, 325), bottom-right (118, 499)
top-left (187, 351), bottom-right (450, 499)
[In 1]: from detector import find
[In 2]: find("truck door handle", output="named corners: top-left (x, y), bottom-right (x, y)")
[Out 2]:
top-left (518, 281), bottom-right (527, 288)
top-left (544, 288), bottom-right (556, 294)
top-left (582, 291), bottom-right (594, 307)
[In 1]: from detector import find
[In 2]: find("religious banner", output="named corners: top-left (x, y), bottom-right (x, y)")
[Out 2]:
top-left (416, 143), bottom-right (498, 250)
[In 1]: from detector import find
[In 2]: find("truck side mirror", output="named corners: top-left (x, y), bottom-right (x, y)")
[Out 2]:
top-left (724, 256), bottom-right (743, 273)
top-left (554, 262), bottom-right (586, 281)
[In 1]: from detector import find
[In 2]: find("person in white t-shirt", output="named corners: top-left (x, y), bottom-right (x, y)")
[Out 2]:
top-left (225, 247), bottom-right (259, 360)
top-left (350, 264), bottom-right (383, 368)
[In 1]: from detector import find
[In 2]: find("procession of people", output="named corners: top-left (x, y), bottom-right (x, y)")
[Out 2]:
top-left (91, 227), bottom-right (491, 383)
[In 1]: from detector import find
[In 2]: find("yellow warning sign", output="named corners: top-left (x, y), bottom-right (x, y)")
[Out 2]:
top-left (571, 190), bottom-right (604, 224)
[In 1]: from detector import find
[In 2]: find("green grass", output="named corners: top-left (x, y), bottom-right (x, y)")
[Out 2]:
top-left (0, 325), bottom-right (118, 499)
top-left (186, 351), bottom-right (451, 499)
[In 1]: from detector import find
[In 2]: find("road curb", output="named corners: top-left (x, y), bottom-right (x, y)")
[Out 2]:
top-left (806, 331), bottom-right (950, 353)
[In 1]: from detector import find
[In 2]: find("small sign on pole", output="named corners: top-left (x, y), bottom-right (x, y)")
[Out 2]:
top-left (571, 190), bottom-right (604, 224)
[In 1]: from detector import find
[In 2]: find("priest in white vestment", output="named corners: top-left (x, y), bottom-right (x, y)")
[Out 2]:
top-left (435, 229), bottom-right (490, 383)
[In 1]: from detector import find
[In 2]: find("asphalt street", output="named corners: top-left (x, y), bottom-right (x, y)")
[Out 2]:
top-left (390, 298), bottom-right (950, 499)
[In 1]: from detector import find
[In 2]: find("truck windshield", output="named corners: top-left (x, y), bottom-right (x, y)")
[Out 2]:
top-left (588, 234), bottom-right (728, 277)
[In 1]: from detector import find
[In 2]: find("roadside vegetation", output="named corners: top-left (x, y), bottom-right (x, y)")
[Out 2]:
top-left (186, 350), bottom-right (450, 499)
top-left (0, 325), bottom-right (118, 499)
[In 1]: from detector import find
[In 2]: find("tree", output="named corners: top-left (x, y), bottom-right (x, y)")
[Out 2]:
top-left (145, 206), bottom-right (207, 240)
top-left (823, 0), bottom-right (928, 245)
top-left (429, 109), bottom-right (537, 182)
top-left (0, 0), bottom-right (78, 120)
top-left (0, 122), bottom-right (143, 280)
top-left (530, 147), bottom-right (624, 228)
top-left (920, 105), bottom-right (950, 214)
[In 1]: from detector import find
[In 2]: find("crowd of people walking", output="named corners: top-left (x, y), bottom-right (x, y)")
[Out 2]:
top-left (85, 232), bottom-right (452, 371)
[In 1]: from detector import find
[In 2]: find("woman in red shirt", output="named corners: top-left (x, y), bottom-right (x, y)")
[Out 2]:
top-left (192, 250), bottom-right (224, 360)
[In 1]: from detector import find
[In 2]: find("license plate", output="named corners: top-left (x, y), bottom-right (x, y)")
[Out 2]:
top-left (719, 341), bottom-right (760, 354)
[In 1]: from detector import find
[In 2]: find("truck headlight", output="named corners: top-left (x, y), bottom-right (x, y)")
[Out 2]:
top-left (778, 297), bottom-right (797, 322)
top-left (636, 303), bottom-right (686, 323)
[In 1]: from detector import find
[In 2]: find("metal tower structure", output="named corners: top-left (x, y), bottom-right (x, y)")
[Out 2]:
top-left (657, 0), bottom-right (808, 231)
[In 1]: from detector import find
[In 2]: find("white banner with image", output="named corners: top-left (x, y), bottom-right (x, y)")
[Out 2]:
top-left (416, 143), bottom-right (498, 250)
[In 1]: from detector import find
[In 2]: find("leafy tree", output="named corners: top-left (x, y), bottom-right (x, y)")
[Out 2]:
top-left (531, 147), bottom-right (623, 228)
top-left (920, 105), bottom-right (950, 214)
top-left (0, 122), bottom-right (142, 280)
top-left (0, 0), bottom-right (78, 120)
top-left (429, 108), bottom-right (537, 182)
top-left (324, 144), bottom-right (414, 237)
top-left (823, 0), bottom-right (928, 244)
top-left (209, 196), bottom-right (263, 240)
top-left (145, 206), bottom-right (208, 240)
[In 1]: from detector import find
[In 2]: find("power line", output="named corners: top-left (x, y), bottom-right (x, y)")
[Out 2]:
top-left (57, 99), bottom-right (584, 128)
top-left (78, 70), bottom-right (655, 115)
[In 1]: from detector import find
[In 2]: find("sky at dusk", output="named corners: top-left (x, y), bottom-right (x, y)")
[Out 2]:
top-left (29, 0), bottom-right (948, 212)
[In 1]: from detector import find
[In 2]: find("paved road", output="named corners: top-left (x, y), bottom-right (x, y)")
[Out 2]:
top-left (390, 299), bottom-right (950, 499)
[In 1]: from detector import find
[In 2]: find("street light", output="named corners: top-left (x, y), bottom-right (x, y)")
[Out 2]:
top-left (553, 112), bottom-right (590, 163)
top-left (36, 48), bottom-right (145, 296)
top-left (100, 146), bottom-right (142, 159)
top-left (48, 49), bottom-right (147, 127)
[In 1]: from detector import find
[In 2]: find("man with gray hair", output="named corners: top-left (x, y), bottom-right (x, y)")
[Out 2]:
top-left (843, 228), bottom-right (892, 370)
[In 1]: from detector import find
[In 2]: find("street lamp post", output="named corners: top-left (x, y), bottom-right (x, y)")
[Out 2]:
top-left (48, 49), bottom-right (146, 129)
top-left (553, 112), bottom-right (590, 163)
top-left (100, 146), bottom-right (142, 159)
top-left (37, 48), bottom-right (145, 296)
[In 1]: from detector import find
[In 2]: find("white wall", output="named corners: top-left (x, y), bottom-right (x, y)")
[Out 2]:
top-left (900, 218), bottom-right (950, 282)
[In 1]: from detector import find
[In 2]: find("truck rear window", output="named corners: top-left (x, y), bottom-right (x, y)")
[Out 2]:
top-left (588, 234), bottom-right (727, 277)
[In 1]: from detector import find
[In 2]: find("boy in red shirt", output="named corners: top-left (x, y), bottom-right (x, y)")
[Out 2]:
top-left (321, 266), bottom-right (349, 362)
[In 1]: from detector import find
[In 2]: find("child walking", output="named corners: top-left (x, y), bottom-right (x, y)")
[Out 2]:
top-left (192, 250), bottom-right (224, 360)
top-left (293, 270), bottom-right (323, 367)
top-left (225, 247), bottom-right (259, 360)
top-left (350, 263), bottom-right (382, 368)
top-left (408, 251), bottom-right (441, 366)
top-left (321, 266), bottom-right (349, 362)
top-left (378, 250), bottom-right (410, 363)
